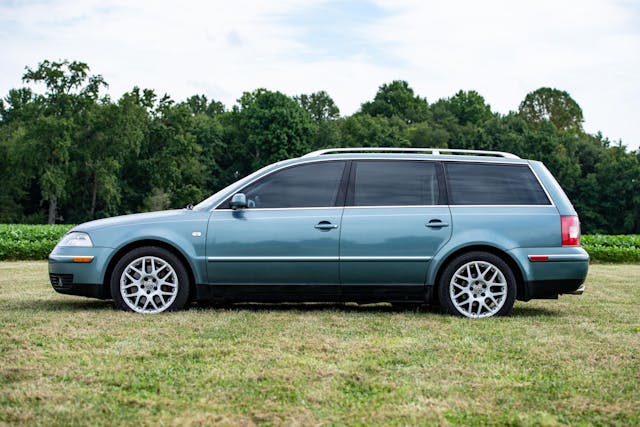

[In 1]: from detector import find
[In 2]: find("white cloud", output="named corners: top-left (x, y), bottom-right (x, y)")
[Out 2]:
top-left (0, 0), bottom-right (638, 148)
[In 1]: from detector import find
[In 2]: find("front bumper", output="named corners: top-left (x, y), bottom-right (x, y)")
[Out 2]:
top-left (48, 246), bottom-right (113, 299)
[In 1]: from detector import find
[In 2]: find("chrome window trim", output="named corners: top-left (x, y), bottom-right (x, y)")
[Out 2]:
top-left (344, 205), bottom-right (448, 209)
top-left (450, 205), bottom-right (556, 208)
top-left (214, 206), bottom-right (343, 212)
top-left (210, 156), bottom-right (552, 210)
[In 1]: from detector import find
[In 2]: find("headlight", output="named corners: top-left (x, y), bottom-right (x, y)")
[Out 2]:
top-left (57, 232), bottom-right (94, 247)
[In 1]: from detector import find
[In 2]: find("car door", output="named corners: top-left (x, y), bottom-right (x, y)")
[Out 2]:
top-left (205, 160), bottom-right (347, 299)
top-left (339, 160), bottom-right (452, 300)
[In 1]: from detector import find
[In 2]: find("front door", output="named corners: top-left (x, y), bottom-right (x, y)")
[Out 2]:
top-left (205, 161), bottom-right (347, 299)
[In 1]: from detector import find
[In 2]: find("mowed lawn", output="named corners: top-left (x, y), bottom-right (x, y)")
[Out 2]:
top-left (0, 263), bottom-right (638, 426)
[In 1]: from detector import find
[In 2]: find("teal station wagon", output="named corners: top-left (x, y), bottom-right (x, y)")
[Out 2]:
top-left (49, 148), bottom-right (589, 318)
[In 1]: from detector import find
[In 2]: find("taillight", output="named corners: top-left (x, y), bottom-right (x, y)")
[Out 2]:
top-left (561, 216), bottom-right (580, 246)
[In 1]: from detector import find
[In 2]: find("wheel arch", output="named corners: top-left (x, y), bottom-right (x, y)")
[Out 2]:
top-left (431, 245), bottom-right (526, 303)
top-left (102, 239), bottom-right (197, 301)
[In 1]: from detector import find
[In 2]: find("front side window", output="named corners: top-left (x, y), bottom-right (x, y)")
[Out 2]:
top-left (240, 161), bottom-right (346, 208)
top-left (352, 161), bottom-right (440, 206)
top-left (445, 162), bottom-right (550, 205)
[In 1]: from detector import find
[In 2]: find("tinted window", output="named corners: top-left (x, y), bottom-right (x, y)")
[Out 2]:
top-left (445, 163), bottom-right (550, 205)
top-left (241, 161), bottom-right (345, 208)
top-left (353, 161), bottom-right (440, 206)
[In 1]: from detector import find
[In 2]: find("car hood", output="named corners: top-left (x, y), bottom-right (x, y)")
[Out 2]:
top-left (72, 209), bottom-right (200, 232)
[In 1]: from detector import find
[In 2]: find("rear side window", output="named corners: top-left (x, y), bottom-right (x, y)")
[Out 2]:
top-left (445, 163), bottom-right (550, 205)
top-left (241, 161), bottom-right (346, 208)
top-left (352, 161), bottom-right (440, 206)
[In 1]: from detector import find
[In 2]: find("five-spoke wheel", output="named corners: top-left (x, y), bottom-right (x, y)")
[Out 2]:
top-left (439, 252), bottom-right (516, 318)
top-left (111, 247), bottom-right (189, 313)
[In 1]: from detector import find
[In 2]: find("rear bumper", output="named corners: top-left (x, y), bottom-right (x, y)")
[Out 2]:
top-left (508, 247), bottom-right (589, 301)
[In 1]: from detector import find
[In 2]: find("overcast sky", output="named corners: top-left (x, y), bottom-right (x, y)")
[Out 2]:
top-left (1, 0), bottom-right (638, 149)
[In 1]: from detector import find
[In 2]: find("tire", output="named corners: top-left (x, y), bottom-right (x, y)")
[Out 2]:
top-left (110, 246), bottom-right (190, 313)
top-left (438, 251), bottom-right (516, 318)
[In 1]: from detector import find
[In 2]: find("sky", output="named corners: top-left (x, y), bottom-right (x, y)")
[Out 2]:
top-left (1, 0), bottom-right (639, 149)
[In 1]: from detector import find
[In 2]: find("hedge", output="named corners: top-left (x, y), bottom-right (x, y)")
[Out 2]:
top-left (581, 234), bottom-right (640, 263)
top-left (0, 224), bottom-right (74, 261)
top-left (0, 224), bottom-right (638, 263)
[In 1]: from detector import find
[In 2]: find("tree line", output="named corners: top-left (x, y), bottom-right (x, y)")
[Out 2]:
top-left (0, 60), bottom-right (638, 234)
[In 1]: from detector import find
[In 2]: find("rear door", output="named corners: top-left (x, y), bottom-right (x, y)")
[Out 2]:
top-left (339, 160), bottom-right (452, 300)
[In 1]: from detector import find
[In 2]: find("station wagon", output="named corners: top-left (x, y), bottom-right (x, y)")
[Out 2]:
top-left (49, 148), bottom-right (589, 318)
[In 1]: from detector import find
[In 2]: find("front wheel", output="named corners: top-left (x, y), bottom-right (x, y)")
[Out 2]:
top-left (110, 246), bottom-right (190, 313)
top-left (438, 252), bottom-right (516, 318)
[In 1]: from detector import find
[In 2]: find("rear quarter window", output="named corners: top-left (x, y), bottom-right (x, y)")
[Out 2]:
top-left (445, 162), bottom-right (550, 205)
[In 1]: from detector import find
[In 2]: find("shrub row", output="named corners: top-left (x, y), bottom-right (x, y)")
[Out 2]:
top-left (0, 224), bottom-right (638, 263)
top-left (581, 234), bottom-right (640, 263)
top-left (0, 224), bottom-right (73, 261)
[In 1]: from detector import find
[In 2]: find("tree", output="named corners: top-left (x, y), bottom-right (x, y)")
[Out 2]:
top-left (586, 148), bottom-right (640, 233)
top-left (518, 87), bottom-right (583, 132)
top-left (234, 89), bottom-right (315, 169)
top-left (184, 94), bottom-right (225, 117)
top-left (20, 60), bottom-right (107, 223)
top-left (295, 91), bottom-right (340, 121)
top-left (339, 114), bottom-right (409, 148)
top-left (360, 80), bottom-right (430, 124)
top-left (443, 90), bottom-right (494, 126)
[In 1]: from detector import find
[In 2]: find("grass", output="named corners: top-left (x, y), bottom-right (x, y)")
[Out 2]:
top-left (0, 263), bottom-right (638, 426)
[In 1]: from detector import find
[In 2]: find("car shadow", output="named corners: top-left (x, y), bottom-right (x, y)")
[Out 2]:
top-left (510, 305), bottom-right (561, 317)
top-left (192, 301), bottom-right (443, 314)
top-left (8, 298), bottom-right (114, 312)
top-left (194, 302), bottom-right (561, 317)
top-left (15, 297), bottom-right (559, 317)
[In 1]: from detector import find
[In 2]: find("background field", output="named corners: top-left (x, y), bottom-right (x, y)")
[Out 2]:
top-left (0, 262), bottom-right (638, 426)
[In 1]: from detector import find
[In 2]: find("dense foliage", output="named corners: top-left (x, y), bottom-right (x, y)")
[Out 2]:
top-left (1, 224), bottom-right (636, 263)
top-left (1, 60), bottom-right (639, 234)
top-left (581, 235), bottom-right (640, 263)
top-left (0, 224), bottom-right (72, 260)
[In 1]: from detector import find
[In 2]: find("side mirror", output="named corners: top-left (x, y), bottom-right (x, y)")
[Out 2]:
top-left (230, 193), bottom-right (248, 210)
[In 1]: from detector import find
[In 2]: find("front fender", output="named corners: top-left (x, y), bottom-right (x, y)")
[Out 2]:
top-left (91, 221), bottom-right (209, 285)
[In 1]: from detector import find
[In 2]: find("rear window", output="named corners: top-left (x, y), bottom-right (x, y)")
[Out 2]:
top-left (445, 163), bottom-right (550, 205)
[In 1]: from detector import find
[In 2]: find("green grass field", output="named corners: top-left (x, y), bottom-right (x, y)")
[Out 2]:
top-left (1, 262), bottom-right (638, 426)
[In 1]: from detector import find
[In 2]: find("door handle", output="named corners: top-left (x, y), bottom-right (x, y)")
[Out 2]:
top-left (426, 219), bottom-right (449, 228)
top-left (315, 221), bottom-right (338, 230)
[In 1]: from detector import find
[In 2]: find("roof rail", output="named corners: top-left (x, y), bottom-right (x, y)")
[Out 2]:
top-left (302, 147), bottom-right (520, 159)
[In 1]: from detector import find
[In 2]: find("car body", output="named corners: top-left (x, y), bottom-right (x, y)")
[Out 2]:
top-left (49, 147), bottom-right (589, 317)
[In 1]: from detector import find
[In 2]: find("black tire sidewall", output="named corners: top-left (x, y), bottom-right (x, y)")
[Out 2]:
top-left (110, 246), bottom-right (190, 313)
top-left (438, 251), bottom-right (516, 318)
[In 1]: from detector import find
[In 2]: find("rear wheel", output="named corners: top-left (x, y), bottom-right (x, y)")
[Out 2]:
top-left (438, 251), bottom-right (516, 318)
top-left (110, 246), bottom-right (190, 313)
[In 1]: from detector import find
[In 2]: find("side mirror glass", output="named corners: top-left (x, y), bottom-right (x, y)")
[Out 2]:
top-left (230, 193), bottom-right (248, 210)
